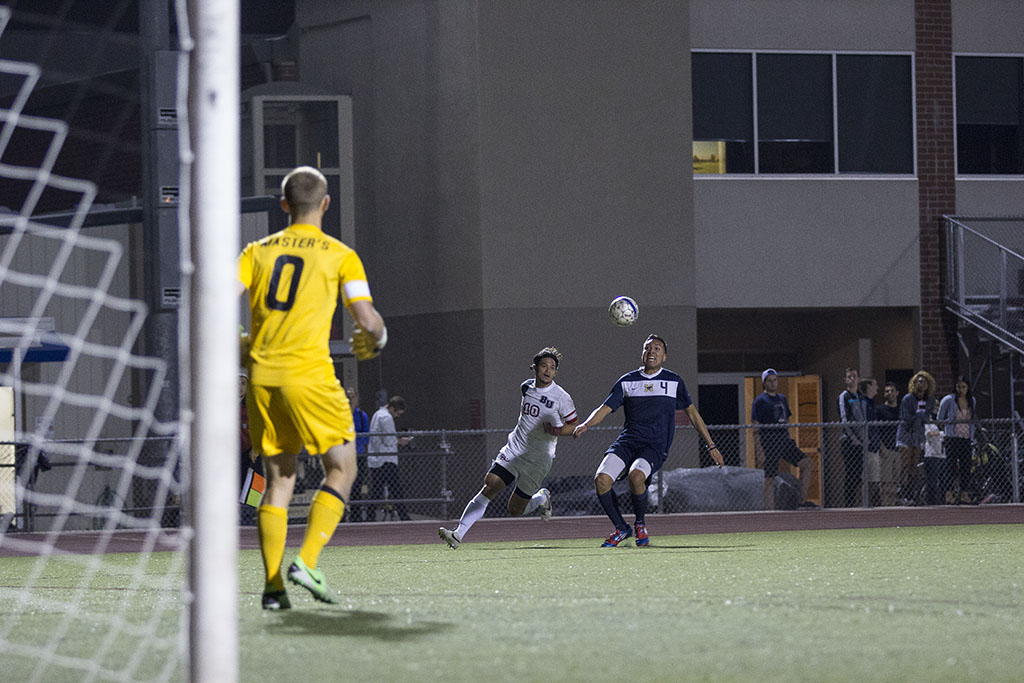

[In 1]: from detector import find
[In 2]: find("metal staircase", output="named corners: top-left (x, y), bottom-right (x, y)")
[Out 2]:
top-left (944, 215), bottom-right (1024, 417)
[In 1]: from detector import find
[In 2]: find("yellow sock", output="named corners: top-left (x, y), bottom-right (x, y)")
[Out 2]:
top-left (258, 505), bottom-right (289, 590)
top-left (298, 489), bottom-right (345, 570)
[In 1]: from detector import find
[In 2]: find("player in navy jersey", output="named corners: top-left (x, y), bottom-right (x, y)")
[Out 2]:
top-left (439, 347), bottom-right (577, 549)
top-left (573, 334), bottom-right (722, 547)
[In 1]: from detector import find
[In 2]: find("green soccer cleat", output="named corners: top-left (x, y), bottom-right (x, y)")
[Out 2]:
top-left (261, 586), bottom-right (291, 610)
top-left (287, 556), bottom-right (337, 604)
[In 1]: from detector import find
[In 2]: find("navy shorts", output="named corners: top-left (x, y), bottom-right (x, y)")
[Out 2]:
top-left (763, 436), bottom-right (806, 478)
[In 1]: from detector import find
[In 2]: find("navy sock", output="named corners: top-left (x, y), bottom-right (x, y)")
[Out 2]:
top-left (631, 490), bottom-right (648, 525)
top-left (597, 490), bottom-right (627, 531)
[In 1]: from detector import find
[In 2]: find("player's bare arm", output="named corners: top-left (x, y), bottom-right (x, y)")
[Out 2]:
top-left (686, 404), bottom-right (724, 467)
top-left (573, 405), bottom-right (611, 438)
top-left (544, 417), bottom-right (579, 436)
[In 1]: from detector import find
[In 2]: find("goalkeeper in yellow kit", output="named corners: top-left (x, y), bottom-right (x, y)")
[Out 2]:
top-left (238, 166), bottom-right (387, 610)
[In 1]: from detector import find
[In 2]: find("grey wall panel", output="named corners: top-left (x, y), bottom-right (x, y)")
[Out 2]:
top-left (299, 3), bottom-right (485, 317)
top-left (956, 180), bottom-right (1024, 217)
top-left (694, 179), bottom-right (921, 308)
top-left (298, 1), bottom-right (697, 429)
top-left (953, 0), bottom-right (1024, 53)
top-left (477, 1), bottom-right (694, 311)
top-left (360, 309), bottom-right (485, 430)
top-left (691, 0), bottom-right (914, 51)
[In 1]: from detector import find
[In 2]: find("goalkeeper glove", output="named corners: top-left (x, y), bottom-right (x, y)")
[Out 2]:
top-left (349, 325), bottom-right (388, 361)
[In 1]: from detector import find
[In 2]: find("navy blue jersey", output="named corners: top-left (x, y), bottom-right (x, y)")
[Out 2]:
top-left (751, 392), bottom-right (791, 425)
top-left (603, 367), bottom-right (692, 454)
top-left (751, 392), bottom-right (795, 450)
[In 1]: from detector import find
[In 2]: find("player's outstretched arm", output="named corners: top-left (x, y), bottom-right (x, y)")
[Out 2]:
top-left (573, 405), bottom-right (611, 438)
top-left (544, 418), bottom-right (579, 436)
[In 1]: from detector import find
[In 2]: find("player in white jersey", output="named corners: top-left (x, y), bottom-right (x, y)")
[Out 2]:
top-left (439, 347), bottom-right (577, 549)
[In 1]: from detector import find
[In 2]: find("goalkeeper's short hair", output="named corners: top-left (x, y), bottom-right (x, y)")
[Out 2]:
top-left (282, 166), bottom-right (328, 215)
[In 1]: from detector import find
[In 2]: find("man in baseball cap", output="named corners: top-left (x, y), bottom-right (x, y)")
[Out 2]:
top-left (751, 368), bottom-right (817, 509)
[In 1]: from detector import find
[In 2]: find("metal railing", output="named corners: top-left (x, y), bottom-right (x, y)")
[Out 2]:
top-left (945, 215), bottom-right (1024, 354)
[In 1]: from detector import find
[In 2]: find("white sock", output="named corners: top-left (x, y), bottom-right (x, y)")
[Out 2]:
top-left (523, 489), bottom-right (546, 515)
top-left (454, 492), bottom-right (490, 540)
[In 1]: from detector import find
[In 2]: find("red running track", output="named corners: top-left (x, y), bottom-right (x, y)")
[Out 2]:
top-left (2, 505), bottom-right (1021, 557)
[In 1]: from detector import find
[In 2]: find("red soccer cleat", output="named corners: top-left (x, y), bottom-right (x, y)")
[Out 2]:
top-left (600, 527), bottom-right (632, 547)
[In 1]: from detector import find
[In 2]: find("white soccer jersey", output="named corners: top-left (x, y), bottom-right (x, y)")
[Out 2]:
top-left (498, 379), bottom-right (577, 462)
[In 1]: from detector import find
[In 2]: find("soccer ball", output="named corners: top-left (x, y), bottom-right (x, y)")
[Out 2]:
top-left (608, 296), bottom-right (639, 327)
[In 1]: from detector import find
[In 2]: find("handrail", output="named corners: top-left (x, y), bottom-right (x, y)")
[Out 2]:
top-left (945, 215), bottom-right (1024, 263)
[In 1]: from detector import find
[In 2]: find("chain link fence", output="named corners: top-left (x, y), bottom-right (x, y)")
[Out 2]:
top-left (340, 418), bottom-right (1022, 522)
top-left (5, 419), bottom-right (1021, 532)
top-left (2, 436), bottom-right (181, 532)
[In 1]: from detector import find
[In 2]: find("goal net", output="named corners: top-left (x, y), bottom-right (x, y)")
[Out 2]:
top-left (0, 2), bottom-right (238, 680)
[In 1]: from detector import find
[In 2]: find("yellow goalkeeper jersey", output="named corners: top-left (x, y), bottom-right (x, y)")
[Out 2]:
top-left (238, 223), bottom-right (372, 386)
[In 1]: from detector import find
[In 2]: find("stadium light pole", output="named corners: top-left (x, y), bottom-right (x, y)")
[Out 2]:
top-left (185, 0), bottom-right (240, 680)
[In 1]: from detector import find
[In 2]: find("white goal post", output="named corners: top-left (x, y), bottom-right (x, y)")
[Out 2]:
top-left (183, 0), bottom-right (241, 681)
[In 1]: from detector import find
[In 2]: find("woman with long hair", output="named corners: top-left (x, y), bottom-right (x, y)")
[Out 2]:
top-left (937, 376), bottom-right (976, 503)
top-left (895, 370), bottom-right (936, 504)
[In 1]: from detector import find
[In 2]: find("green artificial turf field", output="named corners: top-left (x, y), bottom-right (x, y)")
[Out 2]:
top-left (237, 524), bottom-right (1023, 682)
top-left (2, 524), bottom-right (1021, 682)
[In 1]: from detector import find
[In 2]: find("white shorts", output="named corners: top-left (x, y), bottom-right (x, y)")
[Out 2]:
top-left (595, 452), bottom-right (652, 481)
top-left (492, 449), bottom-right (553, 497)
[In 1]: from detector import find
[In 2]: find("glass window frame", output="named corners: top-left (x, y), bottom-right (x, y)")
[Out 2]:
top-left (953, 53), bottom-right (1024, 177)
top-left (692, 49), bottom-right (917, 178)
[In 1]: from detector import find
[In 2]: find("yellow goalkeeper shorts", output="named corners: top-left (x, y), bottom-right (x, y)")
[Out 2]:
top-left (247, 381), bottom-right (354, 457)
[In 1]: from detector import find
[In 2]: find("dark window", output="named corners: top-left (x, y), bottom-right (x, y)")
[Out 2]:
top-left (756, 54), bottom-right (834, 174)
top-left (956, 56), bottom-right (1024, 175)
top-left (837, 55), bottom-right (914, 173)
top-left (693, 51), bottom-right (915, 176)
top-left (692, 52), bottom-right (755, 173)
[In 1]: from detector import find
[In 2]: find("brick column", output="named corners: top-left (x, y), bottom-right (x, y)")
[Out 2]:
top-left (916, 0), bottom-right (957, 391)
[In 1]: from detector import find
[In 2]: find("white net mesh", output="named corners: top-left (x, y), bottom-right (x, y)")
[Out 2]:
top-left (0, 5), bottom-right (187, 680)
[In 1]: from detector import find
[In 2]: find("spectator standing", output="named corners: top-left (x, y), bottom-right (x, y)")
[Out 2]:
top-left (895, 371), bottom-right (937, 505)
top-left (859, 377), bottom-right (882, 507)
top-left (937, 376), bottom-right (976, 504)
top-left (751, 369), bottom-right (817, 510)
top-left (345, 387), bottom-right (370, 522)
top-left (838, 367), bottom-right (864, 507)
top-left (876, 382), bottom-right (902, 506)
top-left (368, 396), bottom-right (412, 521)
